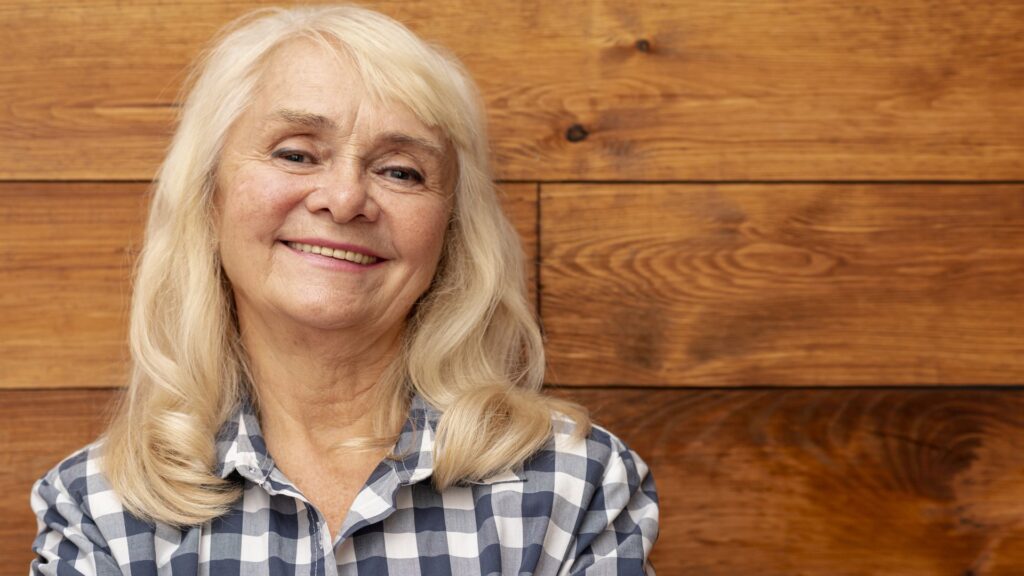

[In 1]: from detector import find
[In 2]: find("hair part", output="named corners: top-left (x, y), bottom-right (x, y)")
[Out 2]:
top-left (103, 4), bottom-right (589, 526)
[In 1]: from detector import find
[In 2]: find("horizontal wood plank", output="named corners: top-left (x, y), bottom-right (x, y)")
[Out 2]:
top-left (0, 390), bottom-right (115, 573)
top-left (499, 183), bottom-right (539, 307)
top-left (540, 183), bottom-right (1024, 386)
top-left (561, 387), bottom-right (1024, 575)
top-left (2, 0), bottom-right (1023, 181)
top-left (6, 388), bottom-right (1024, 574)
top-left (0, 183), bottom-right (145, 389)
top-left (0, 182), bottom-right (536, 389)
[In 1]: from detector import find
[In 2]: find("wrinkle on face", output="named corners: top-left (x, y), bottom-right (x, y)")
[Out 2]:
top-left (212, 37), bottom-right (456, 344)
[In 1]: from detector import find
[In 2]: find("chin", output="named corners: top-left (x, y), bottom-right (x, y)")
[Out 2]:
top-left (288, 309), bottom-right (369, 333)
top-left (260, 293), bottom-right (353, 327)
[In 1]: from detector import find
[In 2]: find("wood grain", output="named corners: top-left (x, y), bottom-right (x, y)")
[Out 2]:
top-left (2, 0), bottom-right (1023, 181)
top-left (540, 183), bottom-right (1024, 386)
top-left (560, 387), bottom-right (1024, 576)
top-left (4, 1), bottom-right (1022, 573)
top-left (0, 182), bottom-right (536, 389)
top-left (0, 183), bottom-right (145, 389)
top-left (498, 183), bottom-right (539, 307)
top-left (1, 390), bottom-right (114, 573)
top-left (8, 388), bottom-right (1024, 575)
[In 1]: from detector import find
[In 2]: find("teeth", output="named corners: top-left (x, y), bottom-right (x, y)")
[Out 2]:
top-left (287, 242), bottom-right (379, 265)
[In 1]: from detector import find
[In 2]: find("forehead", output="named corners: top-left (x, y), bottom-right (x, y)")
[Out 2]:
top-left (246, 38), bottom-right (445, 146)
top-left (255, 38), bottom-right (358, 110)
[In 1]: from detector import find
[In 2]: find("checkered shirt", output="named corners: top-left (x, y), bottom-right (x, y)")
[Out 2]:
top-left (31, 395), bottom-right (659, 575)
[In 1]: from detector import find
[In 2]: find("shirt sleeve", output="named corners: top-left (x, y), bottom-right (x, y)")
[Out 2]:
top-left (563, 442), bottom-right (660, 575)
top-left (30, 453), bottom-right (123, 576)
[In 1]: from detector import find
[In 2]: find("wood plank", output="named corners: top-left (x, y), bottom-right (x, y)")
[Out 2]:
top-left (8, 388), bottom-right (1024, 574)
top-left (557, 387), bottom-right (1024, 576)
top-left (2, 0), bottom-right (1023, 181)
top-left (0, 390), bottom-right (114, 574)
top-left (499, 183), bottom-right (539, 307)
top-left (0, 182), bottom-right (536, 389)
top-left (0, 183), bottom-right (145, 389)
top-left (541, 183), bottom-right (1024, 386)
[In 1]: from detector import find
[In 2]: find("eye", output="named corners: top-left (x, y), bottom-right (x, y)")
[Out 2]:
top-left (381, 166), bottom-right (425, 184)
top-left (272, 149), bottom-right (317, 164)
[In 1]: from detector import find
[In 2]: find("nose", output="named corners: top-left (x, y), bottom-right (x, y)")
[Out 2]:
top-left (303, 162), bottom-right (380, 223)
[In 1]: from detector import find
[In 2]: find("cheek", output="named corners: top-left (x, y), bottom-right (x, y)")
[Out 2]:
top-left (398, 200), bottom-right (451, 272)
top-left (421, 204), bottom-right (452, 261)
top-left (219, 170), bottom-right (298, 241)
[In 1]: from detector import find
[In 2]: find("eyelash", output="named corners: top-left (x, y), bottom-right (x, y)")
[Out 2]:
top-left (378, 166), bottom-right (425, 184)
top-left (272, 149), bottom-right (426, 185)
top-left (273, 149), bottom-right (317, 164)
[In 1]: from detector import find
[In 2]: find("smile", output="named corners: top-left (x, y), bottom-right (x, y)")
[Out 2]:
top-left (286, 241), bottom-right (380, 265)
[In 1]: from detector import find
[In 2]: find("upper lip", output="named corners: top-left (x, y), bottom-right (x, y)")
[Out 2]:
top-left (283, 238), bottom-right (386, 260)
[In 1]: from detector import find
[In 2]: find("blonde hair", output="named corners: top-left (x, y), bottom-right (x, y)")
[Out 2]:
top-left (103, 5), bottom-right (588, 526)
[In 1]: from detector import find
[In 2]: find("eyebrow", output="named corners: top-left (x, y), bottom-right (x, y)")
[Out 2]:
top-left (375, 131), bottom-right (447, 160)
top-left (268, 109), bottom-right (447, 159)
top-left (271, 108), bottom-right (338, 131)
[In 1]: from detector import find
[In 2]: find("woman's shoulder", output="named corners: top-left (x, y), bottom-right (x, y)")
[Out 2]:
top-left (522, 413), bottom-right (654, 492)
top-left (33, 440), bottom-right (109, 503)
top-left (31, 439), bottom-right (137, 541)
top-left (484, 412), bottom-right (658, 573)
top-left (32, 440), bottom-right (159, 571)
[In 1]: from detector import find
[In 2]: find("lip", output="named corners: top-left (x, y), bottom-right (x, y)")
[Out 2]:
top-left (281, 237), bottom-right (386, 260)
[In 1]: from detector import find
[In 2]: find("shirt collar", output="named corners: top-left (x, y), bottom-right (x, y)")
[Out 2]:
top-left (214, 395), bottom-right (272, 484)
top-left (213, 394), bottom-right (441, 487)
top-left (213, 393), bottom-right (525, 493)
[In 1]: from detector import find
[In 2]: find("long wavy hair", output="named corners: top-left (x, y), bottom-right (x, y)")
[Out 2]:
top-left (102, 5), bottom-right (588, 526)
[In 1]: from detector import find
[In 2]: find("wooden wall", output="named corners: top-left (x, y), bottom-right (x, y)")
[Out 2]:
top-left (2, 0), bottom-right (1023, 573)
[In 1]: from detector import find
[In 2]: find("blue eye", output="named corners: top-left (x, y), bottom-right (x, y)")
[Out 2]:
top-left (273, 149), bottom-right (315, 164)
top-left (383, 167), bottom-right (424, 183)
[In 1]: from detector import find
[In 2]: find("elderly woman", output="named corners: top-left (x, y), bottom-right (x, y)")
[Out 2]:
top-left (31, 5), bottom-right (658, 575)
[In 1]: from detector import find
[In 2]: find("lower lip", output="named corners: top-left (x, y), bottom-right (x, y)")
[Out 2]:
top-left (280, 242), bottom-right (386, 272)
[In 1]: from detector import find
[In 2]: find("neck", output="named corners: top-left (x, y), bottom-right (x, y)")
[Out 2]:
top-left (238, 309), bottom-right (404, 451)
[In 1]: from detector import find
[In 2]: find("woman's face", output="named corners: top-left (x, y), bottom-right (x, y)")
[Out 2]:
top-left (215, 39), bottom-right (454, 341)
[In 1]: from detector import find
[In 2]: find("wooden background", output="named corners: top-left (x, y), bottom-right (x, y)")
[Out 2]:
top-left (2, 0), bottom-right (1023, 573)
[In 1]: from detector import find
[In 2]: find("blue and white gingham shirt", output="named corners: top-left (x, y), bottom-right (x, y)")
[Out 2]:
top-left (31, 395), bottom-right (659, 575)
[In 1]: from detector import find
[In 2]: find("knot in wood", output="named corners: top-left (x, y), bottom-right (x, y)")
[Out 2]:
top-left (635, 38), bottom-right (652, 53)
top-left (565, 123), bottom-right (589, 143)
